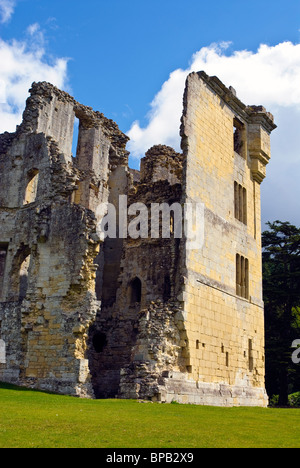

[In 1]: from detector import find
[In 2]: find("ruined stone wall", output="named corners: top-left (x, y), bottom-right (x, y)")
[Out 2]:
top-left (0, 82), bottom-right (129, 397)
top-left (140, 145), bottom-right (183, 185)
top-left (88, 145), bottom-right (188, 401)
top-left (0, 74), bottom-right (276, 407)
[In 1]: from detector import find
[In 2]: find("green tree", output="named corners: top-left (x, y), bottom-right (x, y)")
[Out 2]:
top-left (262, 221), bottom-right (300, 406)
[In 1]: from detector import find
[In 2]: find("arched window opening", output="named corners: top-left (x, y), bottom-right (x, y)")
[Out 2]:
top-left (19, 254), bottom-right (31, 301)
top-left (129, 277), bottom-right (142, 305)
top-left (24, 169), bottom-right (39, 205)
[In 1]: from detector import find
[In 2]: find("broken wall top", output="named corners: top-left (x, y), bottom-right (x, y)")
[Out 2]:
top-left (192, 72), bottom-right (277, 133)
top-left (140, 144), bottom-right (183, 185)
top-left (0, 81), bottom-right (129, 165)
top-left (0, 81), bottom-right (131, 213)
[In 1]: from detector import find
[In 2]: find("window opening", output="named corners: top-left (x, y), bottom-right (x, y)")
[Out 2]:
top-left (72, 117), bottom-right (80, 159)
top-left (226, 352), bottom-right (229, 367)
top-left (129, 277), bottom-right (142, 305)
top-left (248, 339), bottom-right (254, 371)
top-left (19, 254), bottom-right (31, 301)
top-left (236, 254), bottom-right (249, 299)
top-left (234, 182), bottom-right (247, 225)
top-left (93, 332), bottom-right (107, 353)
top-left (233, 118), bottom-right (244, 156)
top-left (24, 169), bottom-right (39, 205)
top-left (0, 244), bottom-right (8, 299)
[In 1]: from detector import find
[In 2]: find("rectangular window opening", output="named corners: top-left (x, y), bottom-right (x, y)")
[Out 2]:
top-left (236, 254), bottom-right (249, 300)
top-left (233, 117), bottom-right (245, 156)
top-left (234, 182), bottom-right (247, 225)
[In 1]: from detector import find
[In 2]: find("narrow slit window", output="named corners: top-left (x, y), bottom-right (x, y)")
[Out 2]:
top-left (239, 185), bottom-right (243, 222)
top-left (236, 254), bottom-right (249, 299)
top-left (243, 188), bottom-right (247, 224)
top-left (236, 254), bottom-right (241, 297)
top-left (72, 117), bottom-right (80, 160)
top-left (234, 182), bottom-right (247, 225)
top-left (234, 182), bottom-right (239, 219)
top-left (248, 339), bottom-right (254, 371)
top-left (241, 256), bottom-right (245, 298)
top-left (226, 352), bottom-right (229, 367)
top-left (0, 244), bottom-right (8, 299)
top-left (245, 258), bottom-right (249, 300)
top-left (19, 254), bottom-right (31, 301)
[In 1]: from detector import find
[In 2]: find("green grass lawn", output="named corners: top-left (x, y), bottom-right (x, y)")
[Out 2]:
top-left (0, 382), bottom-right (299, 448)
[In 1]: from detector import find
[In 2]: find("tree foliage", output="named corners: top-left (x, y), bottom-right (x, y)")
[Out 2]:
top-left (262, 221), bottom-right (300, 406)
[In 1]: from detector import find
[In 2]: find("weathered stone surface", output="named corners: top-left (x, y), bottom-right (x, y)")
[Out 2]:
top-left (0, 81), bottom-right (128, 397)
top-left (0, 73), bottom-right (276, 406)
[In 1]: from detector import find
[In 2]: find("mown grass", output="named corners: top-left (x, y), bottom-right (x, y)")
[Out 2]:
top-left (0, 382), bottom-right (299, 448)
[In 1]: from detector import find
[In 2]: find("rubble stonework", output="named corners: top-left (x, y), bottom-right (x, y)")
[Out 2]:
top-left (0, 72), bottom-right (276, 406)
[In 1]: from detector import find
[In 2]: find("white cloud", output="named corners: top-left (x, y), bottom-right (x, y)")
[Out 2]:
top-left (127, 41), bottom-right (300, 159)
top-left (128, 68), bottom-right (187, 156)
top-left (127, 41), bottom-right (300, 225)
top-left (0, 25), bottom-right (69, 133)
top-left (0, 0), bottom-right (15, 23)
top-left (27, 22), bottom-right (40, 36)
top-left (190, 42), bottom-right (300, 108)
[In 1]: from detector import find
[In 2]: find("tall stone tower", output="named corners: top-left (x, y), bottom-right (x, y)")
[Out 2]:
top-left (174, 72), bottom-right (277, 405)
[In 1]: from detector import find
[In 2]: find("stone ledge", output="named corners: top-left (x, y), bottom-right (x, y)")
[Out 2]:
top-left (157, 376), bottom-right (268, 407)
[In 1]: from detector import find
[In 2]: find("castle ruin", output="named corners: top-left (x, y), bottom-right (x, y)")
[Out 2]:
top-left (0, 71), bottom-right (276, 406)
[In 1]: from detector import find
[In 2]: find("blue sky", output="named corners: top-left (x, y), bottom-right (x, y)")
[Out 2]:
top-left (0, 0), bottom-right (300, 226)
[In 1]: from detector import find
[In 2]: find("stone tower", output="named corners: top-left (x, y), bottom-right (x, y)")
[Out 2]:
top-left (174, 72), bottom-right (277, 405)
top-left (0, 72), bottom-right (276, 406)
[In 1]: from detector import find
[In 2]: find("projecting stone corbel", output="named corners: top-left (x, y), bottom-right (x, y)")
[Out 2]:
top-left (247, 106), bottom-right (276, 184)
top-left (250, 150), bottom-right (270, 184)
